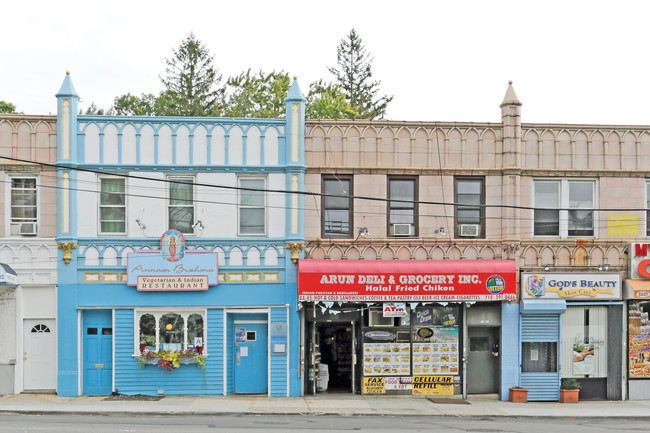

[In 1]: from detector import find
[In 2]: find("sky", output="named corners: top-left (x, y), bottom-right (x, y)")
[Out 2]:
top-left (3, 1), bottom-right (650, 125)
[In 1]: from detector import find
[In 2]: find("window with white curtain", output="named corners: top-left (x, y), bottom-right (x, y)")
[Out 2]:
top-left (99, 177), bottom-right (125, 233)
top-left (239, 177), bottom-right (266, 235)
top-left (168, 176), bottom-right (194, 234)
top-left (561, 306), bottom-right (607, 378)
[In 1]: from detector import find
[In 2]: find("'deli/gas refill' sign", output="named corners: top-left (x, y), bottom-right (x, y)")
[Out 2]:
top-left (412, 375), bottom-right (454, 395)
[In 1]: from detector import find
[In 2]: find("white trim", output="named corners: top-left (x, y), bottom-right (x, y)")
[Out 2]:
top-left (134, 308), bottom-right (208, 355)
top-left (166, 175), bottom-right (196, 235)
top-left (5, 173), bottom-right (41, 237)
top-left (237, 175), bottom-right (267, 237)
top-left (98, 176), bottom-right (127, 236)
top-left (223, 309), bottom-right (227, 396)
top-left (111, 309), bottom-right (115, 393)
top-left (77, 310), bottom-right (82, 396)
top-left (286, 305), bottom-right (290, 397)
top-left (268, 307), bottom-right (271, 397)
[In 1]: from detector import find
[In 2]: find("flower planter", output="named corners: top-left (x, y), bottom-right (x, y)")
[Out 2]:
top-left (560, 389), bottom-right (579, 403)
top-left (508, 388), bottom-right (528, 403)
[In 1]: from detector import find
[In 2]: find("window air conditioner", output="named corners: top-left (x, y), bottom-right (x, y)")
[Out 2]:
top-left (392, 223), bottom-right (412, 236)
top-left (369, 310), bottom-right (394, 327)
top-left (459, 224), bottom-right (479, 237)
top-left (19, 222), bottom-right (38, 236)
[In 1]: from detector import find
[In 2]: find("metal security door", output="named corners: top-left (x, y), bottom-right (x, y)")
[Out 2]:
top-left (82, 310), bottom-right (112, 395)
top-left (467, 327), bottom-right (499, 394)
top-left (350, 321), bottom-right (356, 394)
top-left (23, 319), bottom-right (56, 390)
top-left (234, 323), bottom-right (268, 394)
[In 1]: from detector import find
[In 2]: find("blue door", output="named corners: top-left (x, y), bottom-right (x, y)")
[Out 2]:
top-left (83, 310), bottom-right (112, 395)
top-left (234, 323), bottom-right (268, 394)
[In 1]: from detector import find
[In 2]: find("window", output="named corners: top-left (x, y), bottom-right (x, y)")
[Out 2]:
top-left (137, 310), bottom-right (205, 354)
top-left (533, 180), bottom-right (595, 237)
top-left (455, 178), bottom-right (484, 238)
top-left (522, 342), bottom-right (558, 373)
top-left (99, 177), bottom-right (126, 233)
top-left (388, 176), bottom-right (417, 237)
top-left (561, 306), bottom-right (607, 378)
top-left (239, 177), bottom-right (265, 235)
top-left (168, 177), bottom-right (194, 234)
top-left (322, 175), bottom-right (352, 237)
top-left (10, 176), bottom-right (38, 236)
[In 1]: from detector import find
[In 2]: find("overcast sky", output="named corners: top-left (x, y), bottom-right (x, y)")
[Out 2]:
top-left (3, 1), bottom-right (649, 125)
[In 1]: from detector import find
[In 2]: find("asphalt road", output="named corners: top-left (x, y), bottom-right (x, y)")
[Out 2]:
top-left (1, 414), bottom-right (649, 433)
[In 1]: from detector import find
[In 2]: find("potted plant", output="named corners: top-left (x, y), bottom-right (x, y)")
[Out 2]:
top-left (560, 378), bottom-right (581, 403)
top-left (508, 386), bottom-right (528, 403)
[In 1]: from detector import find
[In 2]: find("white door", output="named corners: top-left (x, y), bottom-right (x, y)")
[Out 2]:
top-left (24, 319), bottom-right (56, 391)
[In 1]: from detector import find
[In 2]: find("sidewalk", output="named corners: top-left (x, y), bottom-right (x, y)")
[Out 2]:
top-left (2, 393), bottom-right (650, 418)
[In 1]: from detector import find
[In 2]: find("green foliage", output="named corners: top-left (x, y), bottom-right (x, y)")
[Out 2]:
top-left (561, 378), bottom-right (581, 390)
top-left (82, 102), bottom-right (115, 115)
top-left (0, 100), bottom-right (17, 114)
top-left (112, 93), bottom-right (157, 116)
top-left (159, 32), bottom-right (225, 116)
top-left (223, 69), bottom-right (290, 118)
top-left (138, 349), bottom-right (205, 371)
top-left (328, 28), bottom-right (393, 119)
top-left (306, 80), bottom-right (359, 119)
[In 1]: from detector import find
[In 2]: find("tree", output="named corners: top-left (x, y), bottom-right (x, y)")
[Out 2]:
top-left (223, 69), bottom-right (290, 118)
top-left (0, 100), bottom-right (17, 114)
top-left (306, 80), bottom-right (359, 119)
top-left (82, 103), bottom-right (115, 115)
top-left (160, 32), bottom-right (225, 116)
top-left (112, 93), bottom-right (157, 116)
top-left (328, 29), bottom-right (393, 119)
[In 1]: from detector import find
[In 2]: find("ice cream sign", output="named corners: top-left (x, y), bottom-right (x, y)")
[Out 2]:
top-left (522, 272), bottom-right (621, 300)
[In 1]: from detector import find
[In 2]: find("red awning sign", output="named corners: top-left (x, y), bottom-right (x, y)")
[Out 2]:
top-left (298, 260), bottom-right (516, 302)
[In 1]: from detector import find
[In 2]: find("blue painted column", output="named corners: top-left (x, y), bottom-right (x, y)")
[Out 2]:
top-left (500, 302), bottom-right (520, 400)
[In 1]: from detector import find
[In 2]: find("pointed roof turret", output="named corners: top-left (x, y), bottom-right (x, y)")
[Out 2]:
top-left (500, 80), bottom-right (521, 107)
top-left (286, 76), bottom-right (305, 101)
top-left (56, 71), bottom-right (79, 98)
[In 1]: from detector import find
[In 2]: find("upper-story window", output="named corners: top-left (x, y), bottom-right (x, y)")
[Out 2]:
top-left (9, 176), bottom-right (38, 236)
top-left (455, 178), bottom-right (484, 238)
top-left (168, 176), bottom-right (194, 234)
top-left (239, 177), bottom-right (266, 235)
top-left (99, 177), bottom-right (126, 234)
top-left (534, 180), bottom-right (595, 237)
top-left (388, 176), bottom-right (417, 237)
top-left (322, 175), bottom-right (352, 238)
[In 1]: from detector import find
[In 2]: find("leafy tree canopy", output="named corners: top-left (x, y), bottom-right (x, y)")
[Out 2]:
top-left (223, 69), bottom-right (290, 118)
top-left (0, 100), bottom-right (17, 114)
top-left (306, 80), bottom-right (359, 119)
top-left (328, 28), bottom-right (393, 119)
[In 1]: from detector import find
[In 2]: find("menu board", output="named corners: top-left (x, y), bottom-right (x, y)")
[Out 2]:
top-left (412, 342), bottom-right (459, 374)
top-left (629, 301), bottom-right (650, 378)
top-left (412, 327), bottom-right (459, 374)
top-left (363, 343), bottom-right (411, 376)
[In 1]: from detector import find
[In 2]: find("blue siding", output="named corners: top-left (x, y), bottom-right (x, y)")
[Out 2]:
top-left (115, 309), bottom-right (221, 396)
top-left (208, 309), bottom-right (224, 395)
top-left (500, 303), bottom-right (520, 400)
top-left (226, 315), bottom-right (234, 395)
top-left (521, 373), bottom-right (560, 401)
top-left (521, 315), bottom-right (560, 341)
top-left (270, 307), bottom-right (288, 396)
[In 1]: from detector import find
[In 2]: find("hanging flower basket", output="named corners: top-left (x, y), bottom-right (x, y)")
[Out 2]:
top-left (138, 348), bottom-right (205, 371)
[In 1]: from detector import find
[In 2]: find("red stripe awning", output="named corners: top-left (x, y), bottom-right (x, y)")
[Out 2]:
top-left (298, 260), bottom-right (516, 302)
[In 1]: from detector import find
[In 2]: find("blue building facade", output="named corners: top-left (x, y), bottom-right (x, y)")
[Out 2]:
top-left (55, 73), bottom-right (305, 397)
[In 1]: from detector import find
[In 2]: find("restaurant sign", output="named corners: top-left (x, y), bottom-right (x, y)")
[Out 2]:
top-left (298, 260), bottom-right (516, 302)
top-left (522, 272), bottom-right (621, 300)
top-left (127, 230), bottom-right (218, 291)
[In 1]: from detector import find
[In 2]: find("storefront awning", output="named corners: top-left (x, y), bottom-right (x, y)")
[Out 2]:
top-left (0, 263), bottom-right (17, 286)
top-left (626, 279), bottom-right (650, 300)
top-left (298, 260), bottom-right (516, 302)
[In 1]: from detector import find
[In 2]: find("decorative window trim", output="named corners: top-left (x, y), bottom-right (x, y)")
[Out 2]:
top-left (134, 309), bottom-right (208, 356)
top-left (533, 178), bottom-right (597, 238)
top-left (238, 176), bottom-right (267, 236)
top-left (98, 176), bottom-right (127, 235)
top-left (167, 175), bottom-right (195, 235)
top-left (454, 177), bottom-right (485, 239)
top-left (321, 174), bottom-right (353, 238)
top-left (6, 173), bottom-right (39, 237)
top-left (387, 175), bottom-right (418, 237)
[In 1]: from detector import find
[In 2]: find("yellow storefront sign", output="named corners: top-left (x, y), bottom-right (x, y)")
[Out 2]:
top-left (412, 375), bottom-right (454, 395)
top-left (363, 377), bottom-right (385, 394)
